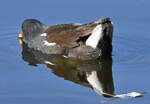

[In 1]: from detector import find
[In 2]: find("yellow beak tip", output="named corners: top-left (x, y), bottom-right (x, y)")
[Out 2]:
top-left (19, 34), bottom-right (23, 38)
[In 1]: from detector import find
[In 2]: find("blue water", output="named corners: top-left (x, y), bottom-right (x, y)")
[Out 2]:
top-left (0, 0), bottom-right (150, 104)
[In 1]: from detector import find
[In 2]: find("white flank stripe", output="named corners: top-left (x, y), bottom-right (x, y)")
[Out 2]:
top-left (41, 33), bottom-right (47, 37)
top-left (63, 55), bottom-right (68, 58)
top-left (44, 61), bottom-right (55, 65)
top-left (86, 24), bottom-right (103, 49)
top-left (44, 41), bottom-right (56, 46)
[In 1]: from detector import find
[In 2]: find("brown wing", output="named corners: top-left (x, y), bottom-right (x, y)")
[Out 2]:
top-left (45, 18), bottom-right (111, 49)
top-left (45, 24), bottom-right (83, 48)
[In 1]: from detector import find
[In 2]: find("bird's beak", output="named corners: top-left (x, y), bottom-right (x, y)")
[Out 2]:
top-left (19, 31), bottom-right (23, 39)
top-left (19, 39), bottom-right (24, 47)
top-left (18, 31), bottom-right (24, 47)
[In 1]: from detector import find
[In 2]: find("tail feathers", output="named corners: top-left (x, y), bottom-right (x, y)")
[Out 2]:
top-left (76, 18), bottom-right (111, 37)
top-left (92, 17), bottom-right (111, 24)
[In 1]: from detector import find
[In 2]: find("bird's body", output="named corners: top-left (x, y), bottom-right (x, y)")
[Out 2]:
top-left (20, 18), bottom-right (113, 60)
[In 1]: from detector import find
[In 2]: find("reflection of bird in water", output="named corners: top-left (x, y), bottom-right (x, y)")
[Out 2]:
top-left (20, 41), bottom-right (114, 97)
top-left (19, 40), bottom-right (143, 98)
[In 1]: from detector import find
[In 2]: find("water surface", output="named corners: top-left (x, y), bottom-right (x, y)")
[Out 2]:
top-left (0, 0), bottom-right (150, 104)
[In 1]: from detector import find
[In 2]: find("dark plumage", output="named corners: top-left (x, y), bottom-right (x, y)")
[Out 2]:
top-left (20, 18), bottom-right (113, 59)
